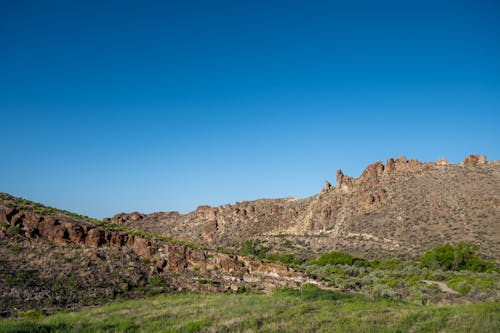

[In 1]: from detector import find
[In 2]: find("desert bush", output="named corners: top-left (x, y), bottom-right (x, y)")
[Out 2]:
top-left (370, 258), bottom-right (404, 270)
top-left (420, 243), bottom-right (495, 272)
top-left (267, 253), bottom-right (302, 266)
top-left (7, 225), bottom-right (21, 235)
top-left (240, 240), bottom-right (268, 259)
top-left (308, 251), bottom-right (368, 266)
top-left (365, 283), bottom-right (401, 300)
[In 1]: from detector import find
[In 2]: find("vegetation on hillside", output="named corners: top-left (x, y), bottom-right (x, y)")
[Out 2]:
top-left (0, 230), bottom-right (172, 317)
top-left (2, 192), bottom-right (499, 324)
top-left (0, 193), bottom-right (98, 224)
top-left (302, 244), bottom-right (499, 304)
top-left (419, 242), bottom-right (495, 272)
top-left (237, 240), bottom-right (500, 304)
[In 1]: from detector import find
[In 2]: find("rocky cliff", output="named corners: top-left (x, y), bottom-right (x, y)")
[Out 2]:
top-left (110, 154), bottom-right (500, 261)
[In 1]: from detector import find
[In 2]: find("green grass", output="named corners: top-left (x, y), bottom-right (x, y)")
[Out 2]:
top-left (1, 288), bottom-right (498, 333)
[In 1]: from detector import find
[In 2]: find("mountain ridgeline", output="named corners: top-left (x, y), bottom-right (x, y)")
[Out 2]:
top-left (1, 154), bottom-right (499, 317)
top-left (106, 154), bottom-right (500, 261)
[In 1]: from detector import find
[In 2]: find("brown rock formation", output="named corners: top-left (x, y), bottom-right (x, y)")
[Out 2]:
top-left (110, 154), bottom-right (499, 261)
top-left (463, 154), bottom-right (487, 166)
top-left (437, 158), bottom-right (448, 166)
top-left (336, 169), bottom-right (354, 193)
top-left (0, 204), bottom-right (316, 294)
top-left (3, 153), bottom-right (497, 281)
top-left (385, 157), bottom-right (396, 173)
top-left (104, 212), bottom-right (146, 224)
top-left (359, 161), bottom-right (385, 188)
top-left (395, 155), bottom-right (408, 169)
top-left (360, 161), bottom-right (385, 180)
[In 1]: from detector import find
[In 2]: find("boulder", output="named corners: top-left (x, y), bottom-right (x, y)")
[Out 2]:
top-left (463, 154), bottom-right (487, 166)
top-left (437, 158), bottom-right (448, 166)
top-left (105, 212), bottom-right (146, 224)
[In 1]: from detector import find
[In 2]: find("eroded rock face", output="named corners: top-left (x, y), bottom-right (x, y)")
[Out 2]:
top-left (437, 158), bottom-right (448, 166)
top-left (360, 161), bottom-right (384, 181)
top-left (324, 179), bottom-right (332, 191)
top-left (463, 154), bottom-right (487, 166)
top-left (336, 169), bottom-right (354, 193)
top-left (0, 205), bottom-right (314, 293)
top-left (385, 158), bottom-right (396, 174)
top-left (359, 161), bottom-right (385, 188)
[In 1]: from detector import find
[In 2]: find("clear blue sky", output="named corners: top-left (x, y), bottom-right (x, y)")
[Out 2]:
top-left (1, 1), bottom-right (499, 218)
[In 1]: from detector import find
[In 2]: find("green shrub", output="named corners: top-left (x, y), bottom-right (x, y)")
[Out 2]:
top-left (366, 283), bottom-right (401, 300)
top-left (309, 251), bottom-right (355, 266)
top-left (240, 240), bottom-right (268, 259)
top-left (18, 310), bottom-right (44, 319)
top-left (370, 258), bottom-right (404, 270)
top-left (7, 225), bottom-right (21, 235)
top-left (420, 243), bottom-right (495, 272)
top-left (267, 253), bottom-right (302, 266)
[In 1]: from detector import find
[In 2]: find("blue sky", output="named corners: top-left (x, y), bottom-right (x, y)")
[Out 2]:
top-left (1, 1), bottom-right (499, 218)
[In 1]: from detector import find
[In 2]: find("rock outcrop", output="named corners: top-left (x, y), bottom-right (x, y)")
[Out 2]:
top-left (385, 157), bottom-right (396, 173)
top-left (104, 212), bottom-right (145, 224)
top-left (437, 158), bottom-right (448, 166)
top-left (463, 154), bottom-right (487, 166)
top-left (336, 169), bottom-right (354, 193)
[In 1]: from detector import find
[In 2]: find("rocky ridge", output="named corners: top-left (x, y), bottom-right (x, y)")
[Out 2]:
top-left (0, 204), bottom-right (317, 297)
top-left (110, 154), bottom-right (500, 261)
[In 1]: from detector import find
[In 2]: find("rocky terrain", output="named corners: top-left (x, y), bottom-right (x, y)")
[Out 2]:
top-left (108, 154), bottom-right (500, 261)
top-left (0, 195), bottom-right (317, 316)
top-left (1, 154), bottom-right (498, 316)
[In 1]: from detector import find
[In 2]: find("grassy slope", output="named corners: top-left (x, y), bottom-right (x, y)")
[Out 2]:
top-left (1, 289), bottom-right (499, 333)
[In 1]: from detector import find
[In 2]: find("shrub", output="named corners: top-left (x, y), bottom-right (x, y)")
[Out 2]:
top-left (18, 310), bottom-right (44, 319)
top-left (267, 253), bottom-right (302, 266)
top-left (7, 225), bottom-right (21, 235)
top-left (309, 251), bottom-right (355, 266)
top-left (419, 243), bottom-right (495, 272)
top-left (366, 284), bottom-right (401, 300)
top-left (370, 258), bottom-right (404, 270)
top-left (240, 240), bottom-right (268, 259)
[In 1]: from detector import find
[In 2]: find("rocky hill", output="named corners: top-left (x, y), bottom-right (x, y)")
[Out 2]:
top-left (1, 154), bottom-right (499, 316)
top-left (0, 194), bottom-right (316, 317)
top-left (107, 154), bottom-right (500, 261)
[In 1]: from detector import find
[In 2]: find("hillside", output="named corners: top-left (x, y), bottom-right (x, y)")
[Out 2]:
top-left (108, 154), bottom-right (500, 261)
top-left (1, 153), bottom-right (499, 319)
top-left (0, 194), bottom-right (318, 316)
